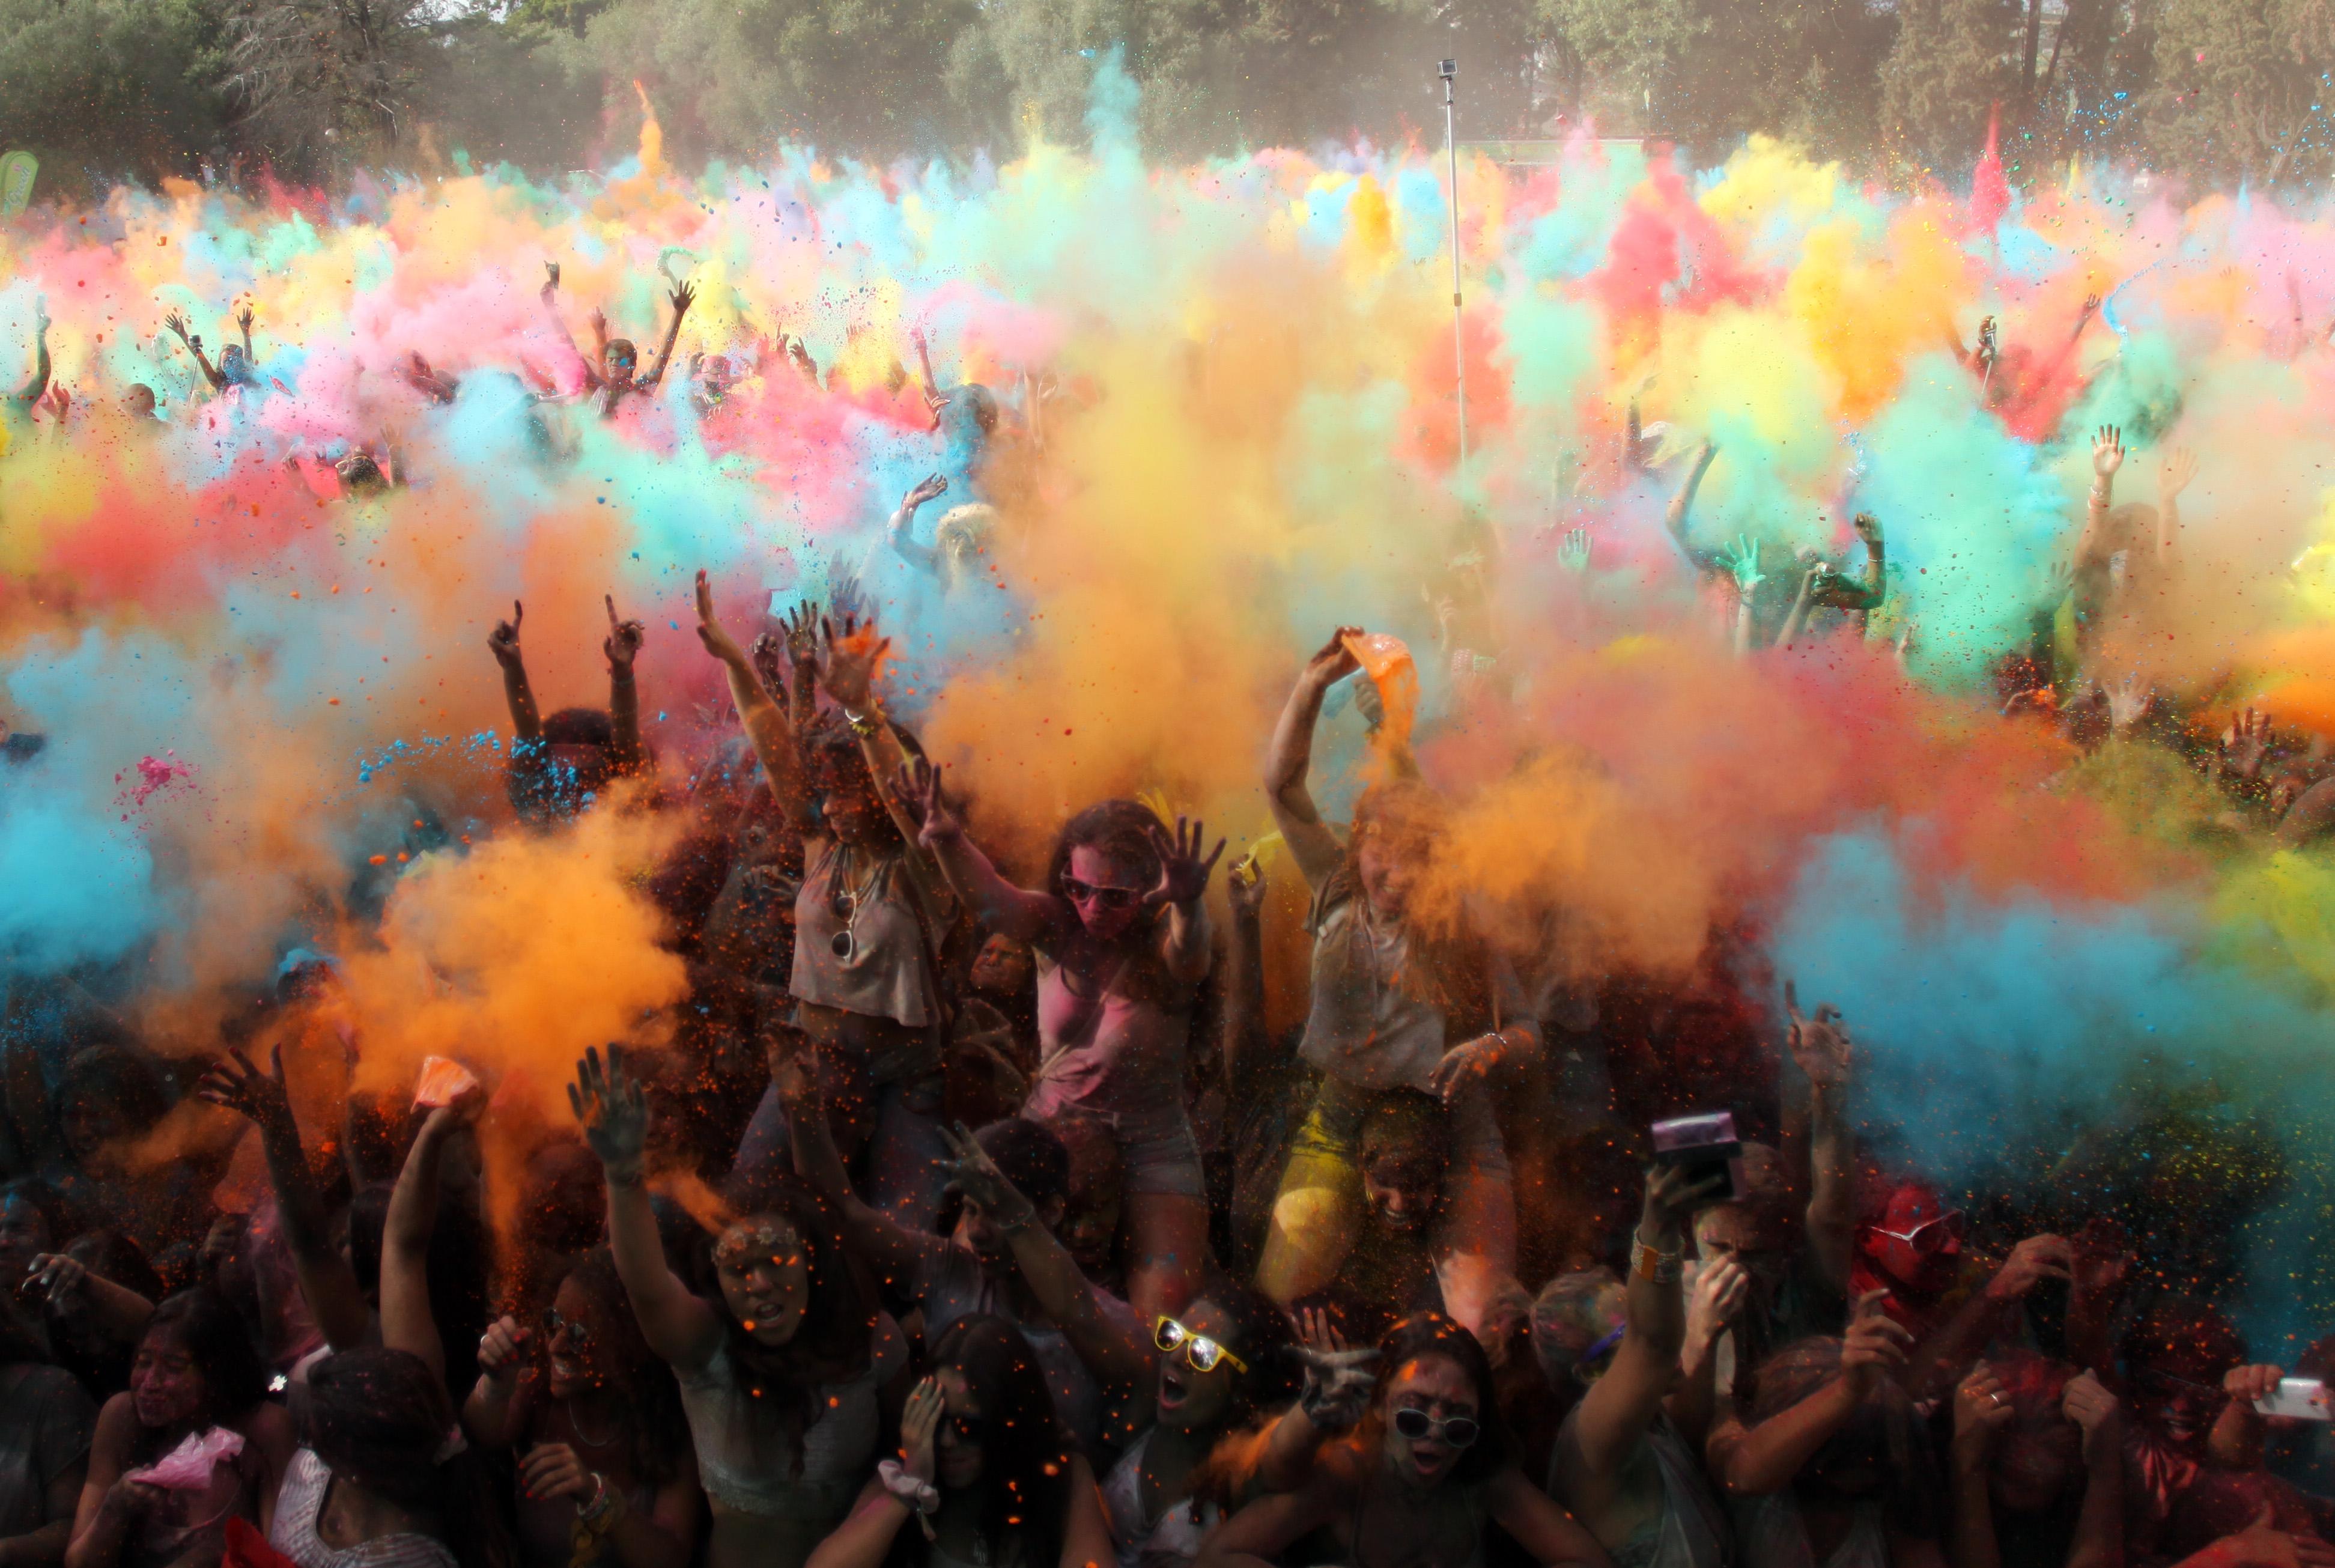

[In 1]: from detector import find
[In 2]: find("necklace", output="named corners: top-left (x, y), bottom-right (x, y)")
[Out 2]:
top-left (829, 844), bottom-right (886, 962)
top-left (563, 1396), bottom-right (618, 1450)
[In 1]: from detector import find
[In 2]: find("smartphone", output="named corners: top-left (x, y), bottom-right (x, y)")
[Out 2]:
top-left (2255, 1379), bottom-right (2333, 1421)
top-left (1650, 1111), bottom-right (1743, 1209)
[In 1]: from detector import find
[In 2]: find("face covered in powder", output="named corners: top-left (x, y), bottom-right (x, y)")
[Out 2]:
top-left (713, 1217), bottom-right (811, 1347)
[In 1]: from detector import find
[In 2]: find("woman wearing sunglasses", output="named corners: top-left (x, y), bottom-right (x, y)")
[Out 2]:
top-left (462, 1249), bottom-right (703, 1568)
top-left (1201, 1313), bottom-right (1607, 1568)
top-left (695, 574), bottom-right (957, 1227)
top-left (896, 759), bottom-right (1223, 1323)
top-left (808, 1315), bottom-right (1111, 1568)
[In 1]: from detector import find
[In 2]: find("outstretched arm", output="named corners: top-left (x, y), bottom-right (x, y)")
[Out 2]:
top-left (1146, 816), bottom-right (1223, 986)
top-left (195, 1049), bottom-right (372, 1352)
top-left (893, 759), bottom-right (1061, 945)
top-left (2157, 448), bottom-right (2196, 568)
top-left (161, 311), bottom-right (223, 393)
top-left (642, 282), bottom-right (694, 391)
top-left (12, 305), bottom-right (50, 406)
top-left (695, 571), bottom-right (803, 815)
top-left (1265, 630), bottom-right (1364, 889)
top-left (1666, 441), bottom-right (1722, 573)
top-left (1707, 1293), bottom-right (1910, 1495)
top-left (603, 594), bottom-right (646, 774)
top-left (773, 1053), bottom-right (945, 1288)
top-left (537, 263), bottom-right (603, 390)
top-left (1220, 859), bottom-right (1270, 1092)
top-left (1784, 983), bottom-right (1854, 1296)
top-left (381, 1097), bottom-right (482, 1379)
top-left (2074, 425), bottom-right (2123, 568)
top-left (570, 1045), bottom-right (725, 1373)
top-left (487, 601), bottom-right (544, 744)
top-left (888, 475), bottom-right (949, 576)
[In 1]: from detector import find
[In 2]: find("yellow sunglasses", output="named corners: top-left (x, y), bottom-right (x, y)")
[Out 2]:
top-left (1153, 1316), bottom-right (1247, 1374)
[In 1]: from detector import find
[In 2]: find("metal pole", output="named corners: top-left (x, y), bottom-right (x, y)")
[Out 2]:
top-left (1439, 59), bottom-right (1466, 472)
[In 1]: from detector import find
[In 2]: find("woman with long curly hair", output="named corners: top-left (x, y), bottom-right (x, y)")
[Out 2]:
top-left (569, 1047), bottom-right (900, 1568)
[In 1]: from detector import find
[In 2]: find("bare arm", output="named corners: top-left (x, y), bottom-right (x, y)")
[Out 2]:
top-left (24, 1257), bottom-right (151, 1344)
top-left (603, 595), bottom-right (646, 774)
top-left (64, 1401), bottom-right (142, 1568)
top-left (1484, 1467), bottom-right (1609, 1568)
top-left (895, 761), bottom-right (1062, 945)
top-left (1149, 817), bottom-right (1223, 987)
top-left (537, 264), bottom-right (603, 390)
top-left (804, 1478), bottom-right (914, 1568)
top-left (1265, 631), bottom-right (1363, 889)
top-left (2157, 448), bottom-right (2196, 568)
top-left (460, 1315), bottom-right (536, 1448)
top-left (1, 1453), bottom-right (85, 1568)
top-left (1665, 442), bottom-right (1721, 571)
top-left (161, 312), bottom-right (223, 393)
top-left (381, 1099), bottom-right (479, 1379)
top-left (1707, 1293), bottom-right (1908, 1495)
top-left (487, 602), bottom-right (543, 744)
top-left (2074, 425), bottom-right (2123, 568)
top-left (195, 1048), bottom-right (371, 1351)
top-left (888, 476), bottom-right (948, 576)
top-left (12, 309), bottom-right (50, 407)
top-left (642, 283), bottom-right (694, 391)
top-left (1196, 1472), bottom-right (1344, 1568)
top-left (2063, 1375), bottom-right (2125, 1568)
top-left (1783, 985), bottom-right (1854, 1297)
top-left (1562, 1167), bottom-right (1712, 1496)
top-left (696, 571), bottom-right (803, 813)
top-left (1663, 1259), bottom-right (1747, 1451)
top-left (1220, 862), bottom-right (1269, 1093)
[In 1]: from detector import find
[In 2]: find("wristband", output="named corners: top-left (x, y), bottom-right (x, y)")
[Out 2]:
top-left (877, 1459), bottom-right (940, 1541)
top-left (842, 707), bottom-right (884, 740)
top-left (577, 1474), bottom-right (618, 1530)
top-left (1632, 1236), bottom-right (1683, 1284)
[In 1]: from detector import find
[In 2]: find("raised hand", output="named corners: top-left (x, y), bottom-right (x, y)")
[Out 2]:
top-left (1782, 980), bottom-right (1851, 1092)
top-left (1952, 1362), bottom-right (2017, 1456)
top-left (1145, 816), bottom-right (1225, 908)
top-left (1642, 1159), bottom-right (1729, 1239)
top-left (1717, 535), bottom-right (1764, 596)
top-left (2105, 670), bottom-right (2152, 733)
top-left (815, 612), bottom-right (890, 712)
top-left (1296, 1345), bottom-right (1380, 1432)
top-left (2092, 424), bottom-right (2125, 479)
top-left (778, 601), bottom-right (821, 670)
top-left (693, 570), bottom-right (748, 668)
top-left (477, 1314), bottom-right (535, 1384)
top-left (2224, 707), bottom-right (2274, 780)
top-left (603, 594), bottom-right (645, 673)
top-left (1840, 1289), bottom-right (1913, 1397)
top-left (2161, 446), bottom-right (2199, 497)
top-left (1296, 1307), bottom-right (1346, 1354)
top-left (568, 1045), bottom-right (649, 1185)
top-left (670, 281), bottom-right (697, 318)
top-left (162, 310), bottom-right (192, 344)
top-left (905, 473), bottom-right (949, 510)
top-left (195, 1045), bottom-right (298, 1137)
top-left (488, 600), bottom-right (525, 667)
top-left (892, 758), bottom-right (962, 849)
top-left (900, 1376), bottom-right (944, 1486)
top-left (1304, 627), bottom-right (1364, 688)
top-left (1685, 1256), bottom-right (1749, 1354)
top-left (1984, 1234), bottom-right (2074, 1304)
top-left (2063, 1371), bottom-right (2121, 1462)
top-left (1225, 853), bottom-right (1267, 920)
top-left (236, 305), bottom-right (255, 336)
top-left (24, 1252), bottom-right (88, 1308)
top-left (1556, 527), bottom-right (1591, 573)
top-left (1852, 511), bottom-right (1883, 546)
top-left (938, 1120), bottom-right (1036, 1233)
top-left (542, 261), bottom-right (560, 293)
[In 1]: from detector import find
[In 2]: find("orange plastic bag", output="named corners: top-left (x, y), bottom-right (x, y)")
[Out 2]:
top-left (1341, 631), bottom-right (1419, 755)
top-left (413, 1055), bottom-right (480, 1108)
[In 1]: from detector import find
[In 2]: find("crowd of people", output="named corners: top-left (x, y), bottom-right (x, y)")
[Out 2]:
top-left (5, 150), bottom-right (2335, 1568)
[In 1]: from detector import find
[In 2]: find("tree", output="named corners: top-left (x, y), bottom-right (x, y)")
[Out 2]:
top-left (225, 0), bottom-right (472, 176)
top-left (2145, 0), bottom-right (2335, 186)
top-left (1879, 0), bottom-right (2022, 171)
top-left (0, 0), bottom-right (232, 190)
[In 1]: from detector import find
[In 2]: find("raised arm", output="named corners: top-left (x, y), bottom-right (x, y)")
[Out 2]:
top-left (806, 1381), bottom-right (941, 1568)
top-left (603, 594), bottom-right (646, 774)
top-left (937, 1124), bottom-right (1154, 1393)
top-left (462, 1314), bottom-right (538, 1448)
top-left (196, 1047), bottom-right (372, 1351)
top-left (1705, 1290), bottom-right (1910, 1496)
top-left (2062, 1373), bottom-right (2125, 1568)
top-left (381, 1094), bottom-right (484, 1379)
top-left (236, 305), bottom-right (254, 362)
top-left (1784, 983), bottom-right (1854, 1296)
top-left (893, 759), bottom-right (1061, 945)
top-left (2157, 447), bottom-right (2196, 567)
top-left (2074, 425), bottom-right (2123, 568)
top-left (570, 1045), bottom-right (725, 1372)
top-left (773, 1052), bottom-right (944, 1288)
top-left (1265, 630), bottom-right (1363, 888)
top-left (23, 1253), bottom-right (152, 1345)
top-left (695, 571), bottom-right (803, 814)
top-left (537, 263), bottom-right (603, 390)
top-left (1665, 441), bottom-right (1722, 572)
top-left (1196, 1472), bottom-right (1346, 1568)
top-left (1220, 858), bottom-right (1270, 1092)
top-left (1663, 1256), bottom-right (1747, 1450)
top-left (641, 282), bottom-right (694, 391)
top-left (160, 311), bottom-right (222, 393)
top-left (487, 601), bottom-right (544, 744)
top-left (887, 475), bottom-right (950, 576)
top-left (1902, 1236), bottom-right (2070, 1405)
top-left (12, 303), bottom-right (50, 407)
top-left (1851, 511), bottom-right (1887, 615)
top-left (809, 611), bottom-right (956, 917)
top-left (1561, 1165), bottom-right (1723, 1500)
top-left (1945, 1365), bottom-right (2014, 1568)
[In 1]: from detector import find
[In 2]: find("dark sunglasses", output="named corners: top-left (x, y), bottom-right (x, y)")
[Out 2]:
top-left (1061, 877), bottom-right (1143, 911)
top-left (1391, 1406), bottom-right (1480, 1447)
top-left (541, 1307), bottom-right (591, 1347)
top-left (940, 1411), bottom-right (987, 1444)
top-left (1154, 1316), bottom-right (1247, 1374)
top-left (1868, 1208), bottom-right (1966, 1256)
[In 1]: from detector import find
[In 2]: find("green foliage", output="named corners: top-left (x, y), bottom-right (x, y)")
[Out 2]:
top-left (1880, 0), bottom-right (2023, 170)
top-left (2145, 0), bottom-right (2335, 186)
top-left (0, 0), bottom-right (232, 190)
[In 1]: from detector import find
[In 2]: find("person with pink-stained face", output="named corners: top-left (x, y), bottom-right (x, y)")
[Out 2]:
top-left (896, 760), bottom-right (1223, 1325)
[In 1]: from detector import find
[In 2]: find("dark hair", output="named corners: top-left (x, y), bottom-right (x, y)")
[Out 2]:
top-left (56, 1045), bottom-right (172, 1144)
top-left (135, 1290), bottom-right (267, 1450)
top-left (689, 1175), bottom-right (878, 1472)
top-left (976, 1118), bottom-right (1070, 1214)
top-left (0, 1177), bottom-right (79, 1255)
top-left (1750, 1337), bottom-right (1940, 1532)
top-left (541, 708), bottom-right (615, 749)
top-left (1043, 799), bottom-right (1166, 907)
top-left (1359, 1089), bottom-right (1452, 1173)
top-left (308, 1348), bottom-right (515, 1568)
top-left (1371, 1312), bottom-right (1513, 1486)
top-left (1198, 1283), bottom-right (1301, 1425)
top-left (0, 1290), bottom-right (54, 1367)
top-left (556, 1249), bottom-right (691, 1487)
top-left (922, 1316), bottom-right (1072, 1568)
top-left (803, 719), bottom-right (906, 850)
